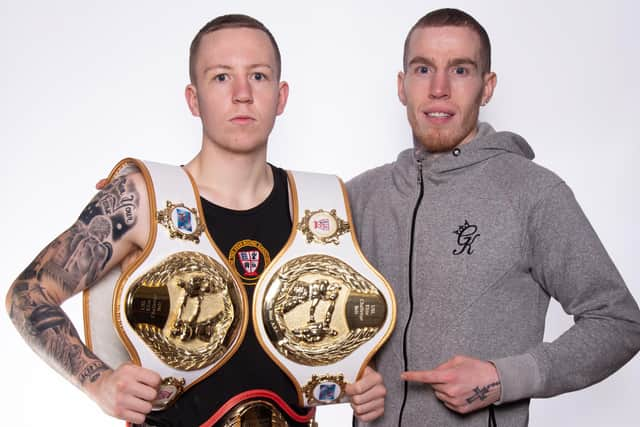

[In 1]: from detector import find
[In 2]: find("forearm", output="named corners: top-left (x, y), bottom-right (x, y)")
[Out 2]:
top-left (502, 311), bottom-right (640, 399)
top-left (5, 170), bottom-right (156, 422)
top-left (514, 183), bottom-right (640, 401)
top-left (7, 276), bottom-right (111, 390)
top-left (493, 314), bottom-right (640, 404)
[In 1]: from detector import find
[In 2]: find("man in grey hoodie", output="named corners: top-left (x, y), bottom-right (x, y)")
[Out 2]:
top-left (347, 8), bottom-right (640, 427)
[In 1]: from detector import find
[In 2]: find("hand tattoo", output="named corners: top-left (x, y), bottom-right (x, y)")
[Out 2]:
top-left (466, 382), bottom-right (501, 404)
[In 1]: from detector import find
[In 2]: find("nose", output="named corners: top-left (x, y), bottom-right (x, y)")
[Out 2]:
top-left (232, 77), bottom-right (253, 104)
top-left (429, 71), bottom-right (450, 99)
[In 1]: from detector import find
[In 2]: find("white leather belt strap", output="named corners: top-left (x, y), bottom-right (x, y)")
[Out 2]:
top-left (253, 171), bottom-right (396, 407)
top-left (84, 158), bottom-right (247, 410)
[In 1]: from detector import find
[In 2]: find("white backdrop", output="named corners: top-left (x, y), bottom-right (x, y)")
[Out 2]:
top-left (1, 1), bottom-right (638, 426)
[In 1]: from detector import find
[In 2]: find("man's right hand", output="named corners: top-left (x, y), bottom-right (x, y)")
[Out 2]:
top-left (89, 363), bottom-right (162, 424)
top-left (95, 178), bottom-right (108, 190)
top-left (401, 355), bottom-right (501, 415)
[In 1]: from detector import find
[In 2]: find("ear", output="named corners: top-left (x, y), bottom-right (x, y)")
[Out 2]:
top-left (276, 81), bottom-right (289, 116)
top-left (185, 84), bottom-right (200, 117)
top-left (481, 72), bottom-right (497, 106)
top-left (397, 71), bottom-right (407, 106)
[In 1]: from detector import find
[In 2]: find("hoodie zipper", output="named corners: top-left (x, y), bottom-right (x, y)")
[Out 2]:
top-left (398, 159), bottom-right (424, 427)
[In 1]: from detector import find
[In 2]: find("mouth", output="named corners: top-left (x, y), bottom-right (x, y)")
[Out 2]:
top-left (426, 111), bottom-right (453, 118)
top-left (230, 115), bottom-right (256, 125)
top-left (423, 110), bottom-right (455, 124)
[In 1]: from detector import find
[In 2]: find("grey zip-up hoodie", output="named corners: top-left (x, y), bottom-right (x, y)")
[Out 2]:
top-left (347, 123), bottom-right (640, 426)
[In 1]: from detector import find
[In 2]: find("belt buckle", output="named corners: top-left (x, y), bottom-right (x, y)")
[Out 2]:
top-left (222, 399), bottom-right (289, 427)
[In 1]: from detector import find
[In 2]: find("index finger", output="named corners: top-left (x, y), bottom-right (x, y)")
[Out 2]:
top-left (401, 370), bottom-right (448, 384)
top-left (129, 364), bottom-right (162, 388)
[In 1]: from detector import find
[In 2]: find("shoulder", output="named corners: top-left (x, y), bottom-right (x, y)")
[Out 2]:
top-left (486, 152), bottom-right (566, 206)
top-left (346, 164), bottom-right (388, 214)
top-left (86, 165), bottom-right (151, 251)
top-left (346, 156), bottom-right (403, 199)
top-left (347, 164), bottom-right (389, 192)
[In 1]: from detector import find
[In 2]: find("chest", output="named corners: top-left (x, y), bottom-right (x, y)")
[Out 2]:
top-left (365, 181), bottom-right (528, 309)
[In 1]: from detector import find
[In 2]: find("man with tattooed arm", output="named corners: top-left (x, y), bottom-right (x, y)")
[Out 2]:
top-left (5, 14), bottom-right (385, 427)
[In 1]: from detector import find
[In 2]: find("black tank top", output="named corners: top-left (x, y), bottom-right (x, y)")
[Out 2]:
top-left (144, 165), bottom-right (307, 427)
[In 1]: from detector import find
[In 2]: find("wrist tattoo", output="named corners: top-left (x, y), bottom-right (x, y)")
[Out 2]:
top-left (9, 280), bottom-right (106, 385)
top-left (466, 381), bottom-right (501, 404)
top-left (78, 361), bottom-right (109, 384)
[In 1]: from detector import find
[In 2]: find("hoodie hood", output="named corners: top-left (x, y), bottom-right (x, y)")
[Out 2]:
top-left (413, 122), bottom-right (534, 170)
top-left (392, 122), bottom-right (535, 194)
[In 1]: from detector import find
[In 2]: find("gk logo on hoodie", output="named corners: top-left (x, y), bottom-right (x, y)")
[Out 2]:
top-left (453, 220), bottom-right (480, 255)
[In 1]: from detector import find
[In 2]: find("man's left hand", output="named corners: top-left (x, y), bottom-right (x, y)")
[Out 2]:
top-left (345, 366), bottom-right (386, 422)
top-left (402, 355), bottom-right (501, 414)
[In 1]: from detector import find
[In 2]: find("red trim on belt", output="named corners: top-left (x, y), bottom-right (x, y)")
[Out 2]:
top-left (199, 389), bottom-right (315, 427)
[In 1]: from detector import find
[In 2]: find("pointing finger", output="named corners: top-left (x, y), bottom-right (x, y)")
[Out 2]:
top-left (401, 370), bottom-right (448, 384)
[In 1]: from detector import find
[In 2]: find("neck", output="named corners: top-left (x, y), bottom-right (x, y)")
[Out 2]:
top-left (184, 142), bottom-right (273, 211)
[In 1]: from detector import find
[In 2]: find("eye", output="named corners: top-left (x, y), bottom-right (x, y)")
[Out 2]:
top-left (416, 65), bottom-right (431, 74)
top-left (214, 74), bottom-right (228, 82)
top-left (452, 66), bottom-right (469, 76)
top-left (252, 72), bottom-right (267, 81)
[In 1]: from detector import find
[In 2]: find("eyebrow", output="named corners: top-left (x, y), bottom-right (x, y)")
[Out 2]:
top-left (449, 58), bottom-right (478, 69)
top-left (408, 56), bottom-right (479, 69)
top-left (407, 56), bottom-right (434, 68)
top-left (203, 63), bottom-right (274, 75)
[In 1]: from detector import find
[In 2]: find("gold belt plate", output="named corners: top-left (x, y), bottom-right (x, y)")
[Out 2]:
top-left (125, 251), bottom-right (244, 370)
top-left (262, 254), bottom-right (387, 366)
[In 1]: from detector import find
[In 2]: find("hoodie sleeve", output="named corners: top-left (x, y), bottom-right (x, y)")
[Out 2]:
top-left (492, 182), bottom-right (640, 403)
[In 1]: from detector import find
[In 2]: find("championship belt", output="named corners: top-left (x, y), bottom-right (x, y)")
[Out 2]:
top-left (253, 171), bottom-right (396, 407)
top-left (83, 158), bottom-right (248, 410)
top-left (200, 389), bottom-right (316, 427)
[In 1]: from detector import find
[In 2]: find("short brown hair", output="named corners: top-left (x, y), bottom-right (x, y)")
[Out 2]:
top-left (189, 14), bottom-right (282, 83)
top-left (403, 8), bottom-right (491, 73)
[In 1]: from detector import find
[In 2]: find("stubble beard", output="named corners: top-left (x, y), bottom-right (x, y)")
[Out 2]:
top-left (413, 109), bottom-right (481, 154)
top-left (414, 127), bottom-right (464, 153)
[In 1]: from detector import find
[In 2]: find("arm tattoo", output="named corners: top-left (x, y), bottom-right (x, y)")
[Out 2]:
top-left (24, 175), bottom-right (140, 295)
top-left (78, 175), bottom-right (139, 241)
top-left (466, 381), bottom-right (501, 404)
top-left (8, 280), bottom-right (110, 385)
top-left (8, 175), bottom-right (140, 386)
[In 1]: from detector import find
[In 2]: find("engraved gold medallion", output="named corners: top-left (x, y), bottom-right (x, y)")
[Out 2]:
top-left (152, 377), bottom-right (186, 410)
top-left (125, 251), bottom-right (244, 371)
top-left (157, 201), bottom-right (205, 243)
top-left (303, 374), bottom-right (346, 405)
top-left (297, 209), bottom-right (349, 245)
top-left (262, 254), bottom-right (387, 366)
